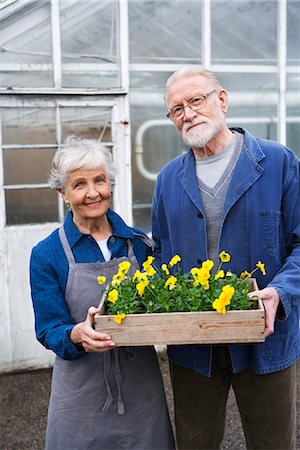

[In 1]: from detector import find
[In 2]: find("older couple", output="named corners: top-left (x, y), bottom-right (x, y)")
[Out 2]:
top-left (31, 67), bottom-right (299, 450)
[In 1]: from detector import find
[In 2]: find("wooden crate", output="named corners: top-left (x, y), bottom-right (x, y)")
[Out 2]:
top-left (94, 279), bottom-right (265, 346)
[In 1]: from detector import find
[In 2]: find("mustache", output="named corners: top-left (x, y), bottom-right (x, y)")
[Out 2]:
top-left (183, 120), bottom-right (207, 133)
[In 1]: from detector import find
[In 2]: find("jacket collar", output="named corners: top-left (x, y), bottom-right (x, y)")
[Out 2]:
top-left (63, 208), bottom-right (134, 248)
top-left (177, 127), bottom-right (265, 213)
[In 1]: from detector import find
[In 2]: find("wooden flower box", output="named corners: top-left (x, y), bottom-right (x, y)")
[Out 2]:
top-left (94, 279), bottom-right (265, 346)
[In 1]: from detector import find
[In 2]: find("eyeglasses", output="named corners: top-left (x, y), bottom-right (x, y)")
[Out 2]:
top-left (167, 89), bottom-right (217, 122)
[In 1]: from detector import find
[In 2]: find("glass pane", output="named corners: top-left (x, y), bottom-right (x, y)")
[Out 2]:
top-left (130, 71), bottom-right (174, 92)
top-left (60, 0), bottom-right (119, 88)
top-left (1, 108), bottom-right (56, 145)
top-left (131, 102), bottom-right (187, 233)
top-left (218, 73), bottom-right (277, 92)
top-left (211, 0), bottom-right (277, 64)
top-left (0, 1), bottom-right (53, 88)
top-left (287, 1), bottom-right (300, 66)
top-left (60, 107), bottom-right (112, 142)
top-left (129, 0), bottom-right (202, 64)
top-left (62, 71), bottom-right (120, 89)
top-left (5, 188), bottom-right (58, 225)
top-left (3, 148), bottom-right (56, 185)
top-left (227, 105), bottom-right (277, 141)
top-left (287, 74), bottom-right (300, 91)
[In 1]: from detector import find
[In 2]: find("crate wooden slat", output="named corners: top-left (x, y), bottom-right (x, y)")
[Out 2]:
top-left (94, 278), bottom-right (265, 346)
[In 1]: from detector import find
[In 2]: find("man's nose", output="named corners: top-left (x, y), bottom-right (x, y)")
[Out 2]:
top-left (183, 105), bottom-right (198, 121)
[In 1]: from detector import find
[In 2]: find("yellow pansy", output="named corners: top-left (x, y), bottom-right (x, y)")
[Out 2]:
top-left (191, 267), bottom-right (210, 289)
top-left (114, 313), bottom-right (126, 324)
top-left (118, 261), bottom-right (131, 274)
top-left (240, 270), bottom-right (251, 279)
top-left (161, 264), bottom-right (170, 275)
top-left (169, 255), bottom-right (181, 267)
top-left (164, 275), bottom-right (177, 290)
top-left (112, 272), bottom-right (124, 285)
top-left (142, 256), bottom-right (155, 271)
top-left (97, 276), bottom-right (106, 285)
top-left (108, 289), bottom-right (118, 303)
top-left (133, 270), bottom-right (148, 283)
top-left (219, 251), bottom-right (231, 263)
top-left (219, 285), bottom-right (235, 304)
top-left (145, 266), bottom-right (156, 277)
top-left (256, 261), bottom-right (266, 275)
top-left (136, 279), bottom-right (149, 296)
top-left (212, 297), bottom-right (227, 315)
top-left (202, 259), bottom-right (214, 271)
top-left (214, 270), bottom-right (225, 280)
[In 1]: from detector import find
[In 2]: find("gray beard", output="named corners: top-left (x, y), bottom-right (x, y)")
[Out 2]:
top-left (182, 118), bottom-right (224, 148)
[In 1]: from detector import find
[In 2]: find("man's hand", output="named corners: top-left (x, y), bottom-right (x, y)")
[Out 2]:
top-left (249, 288), bottom-right (280, 337)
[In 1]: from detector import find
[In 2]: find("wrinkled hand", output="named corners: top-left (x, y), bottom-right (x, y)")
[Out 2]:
top-left (73, 306), bottom-right (116, 353)
top-left (249, 287), bottom-right (280, 337)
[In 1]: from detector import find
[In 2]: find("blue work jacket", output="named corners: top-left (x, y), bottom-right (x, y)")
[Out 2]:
top-left (152, 128), bottom-right (300, 376)
top-left (30, 209), bottom-right (152, 360)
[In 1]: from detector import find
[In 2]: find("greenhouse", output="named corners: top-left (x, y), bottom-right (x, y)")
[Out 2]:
top-left (0, 0), bottom-right (299, 371)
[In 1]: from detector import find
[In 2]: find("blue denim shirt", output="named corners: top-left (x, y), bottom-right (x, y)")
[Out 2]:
top-left (152, 128), bottom-right (300, 376)
top-left (30, 209), bottom-right (152, 360)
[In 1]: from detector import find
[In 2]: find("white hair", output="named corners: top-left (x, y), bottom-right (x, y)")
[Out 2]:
top-left (49, 136), bottom-right (115, 190)
top-left (164, 66), bottom-right (224, 106)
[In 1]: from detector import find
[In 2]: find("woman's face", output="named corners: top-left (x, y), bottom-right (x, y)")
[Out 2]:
top-left (61, 166), bottom-right (111, 223)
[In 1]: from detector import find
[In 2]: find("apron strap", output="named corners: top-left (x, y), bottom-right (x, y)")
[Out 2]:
top-left (101, 351), bottom-right (114, 413)
top-left (58, 226), bottom-right (75, 264)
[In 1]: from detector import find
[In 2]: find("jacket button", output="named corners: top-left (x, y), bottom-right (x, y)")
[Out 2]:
top-left (109, 236), bottom-right (115, 243)
top-left (197, 212), bottom-right (203, 218)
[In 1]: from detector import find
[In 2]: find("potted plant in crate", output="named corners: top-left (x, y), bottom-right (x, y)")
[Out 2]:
top-left (94, 251), bottom-right (266, 346)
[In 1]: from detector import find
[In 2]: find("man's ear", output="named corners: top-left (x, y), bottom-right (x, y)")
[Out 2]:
top-left (219, 89), bottom-right (229, 114)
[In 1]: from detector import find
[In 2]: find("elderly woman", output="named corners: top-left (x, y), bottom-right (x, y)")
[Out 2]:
top-left (30, 136), bottom-right (175, 450)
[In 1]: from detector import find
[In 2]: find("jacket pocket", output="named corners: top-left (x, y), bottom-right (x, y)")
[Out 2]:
top-left (261, 210), bottom-right (281, 256)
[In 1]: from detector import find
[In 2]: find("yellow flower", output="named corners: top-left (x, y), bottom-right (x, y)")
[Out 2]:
top-left (161, 264), bottom-right (170, 275)
top-left (212, 297), bottom-right (227, 315)
top-left (114, 313), bottom-right (126, 324)
top-left (256, 261), bottom-right (266, 275)
top-left (169, 255), bottom-right (181, 267)
top-left (142, 256), bottom-right (155, 271)
top-left (219, 251), bottom-right (231, 263)
top-left (212, 285), bottom-right (234, 314)
top-left (145, 266), bottom-right (156, 277)
top-left (214, 270), bottom-right (225, 280)
top-left (108, 289), bottom-right (118, 303)
top-left (112, 272), bottom-right (124, 285)
top-left (118, 261), bottom-right (131, 274)
top-left (191, 267), bottom-right (210, 288)
top-left (136, 279), bottom-right (149, 296)
top-left (240, 270), bottom-right (251, 279)
top-left (164, 275), bottom-right (177, 290)
top-left (219, 285), bottom-right (235, 304)
top-left (202, 259), bottom-right (214, 271)
top-left (97, 276), bottom-right (106, 285)
top-left (133, 270), bottom-right (148, 283)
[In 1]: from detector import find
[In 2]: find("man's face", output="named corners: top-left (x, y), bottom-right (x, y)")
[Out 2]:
top-left (166, 75), bottom-right (228, 148)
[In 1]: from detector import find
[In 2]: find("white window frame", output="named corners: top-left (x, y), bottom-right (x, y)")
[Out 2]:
top-left (0, 94), bottom-right (132, 228)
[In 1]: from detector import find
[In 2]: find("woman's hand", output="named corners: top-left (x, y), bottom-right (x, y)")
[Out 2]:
top-left (71, 306), bottom-right (116, 352)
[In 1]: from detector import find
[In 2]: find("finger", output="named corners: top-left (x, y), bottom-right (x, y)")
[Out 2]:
top-left (248, 290), bottom-right (260, 301)
top-left (83, 336), bottom-right (116, 352)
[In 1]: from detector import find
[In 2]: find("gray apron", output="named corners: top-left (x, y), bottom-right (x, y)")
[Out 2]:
top-left (45, 226), bottom-right (175, 450)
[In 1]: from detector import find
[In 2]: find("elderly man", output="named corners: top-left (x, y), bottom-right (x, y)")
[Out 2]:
top-left (151, 66), bottom-right (300, 450)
